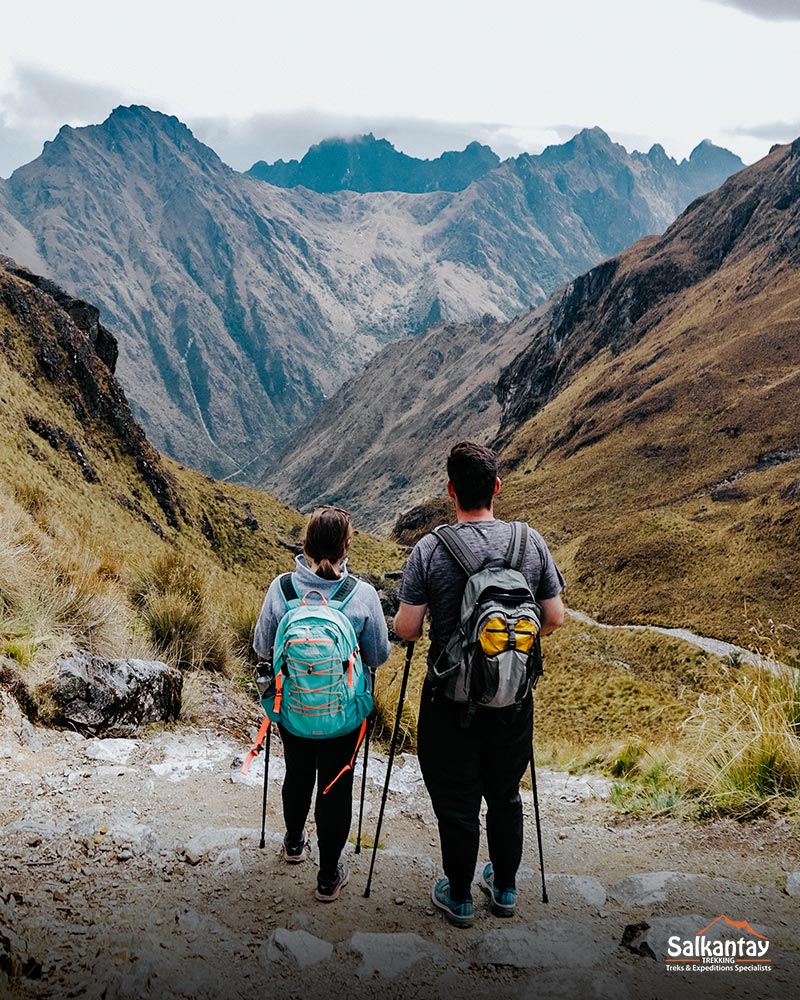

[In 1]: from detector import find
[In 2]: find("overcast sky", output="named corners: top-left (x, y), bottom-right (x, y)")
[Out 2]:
top-left (1, 0), bottom-right (799, 178)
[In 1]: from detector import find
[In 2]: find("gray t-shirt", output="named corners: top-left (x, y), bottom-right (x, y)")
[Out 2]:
top-left (398, 519), bottom-right (565, 674)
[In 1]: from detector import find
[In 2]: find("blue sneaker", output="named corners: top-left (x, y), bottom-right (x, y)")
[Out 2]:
top-left (431, 878), bottom-right (474, 928)
top-left (479, 863), bottom-right (516, 917)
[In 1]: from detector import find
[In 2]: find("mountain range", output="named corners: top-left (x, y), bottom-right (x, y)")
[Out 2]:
top-left (0, 107), bottom-right (742, 479)
top-left (247, 133), bottom-right (501, 192)
top-left (265, 137), bottom-right (800, 646)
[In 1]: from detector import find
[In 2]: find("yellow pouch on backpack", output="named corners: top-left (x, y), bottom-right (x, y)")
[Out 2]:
top-left (479, 616), bottom-right (539, 656)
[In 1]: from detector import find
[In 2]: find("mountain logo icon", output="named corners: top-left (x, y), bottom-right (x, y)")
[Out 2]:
top-left (695, 914), bottom-right (768, 940)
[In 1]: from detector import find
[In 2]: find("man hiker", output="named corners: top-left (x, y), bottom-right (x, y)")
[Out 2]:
top-left (394, 441), bottom-right (565, 927)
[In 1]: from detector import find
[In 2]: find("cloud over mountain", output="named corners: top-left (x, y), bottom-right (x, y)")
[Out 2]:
top-left (707, 0), bottom-right (800, 20)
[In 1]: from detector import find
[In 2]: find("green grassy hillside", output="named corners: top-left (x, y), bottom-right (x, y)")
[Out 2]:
top-left (0, 259), bottom-right (401, 720)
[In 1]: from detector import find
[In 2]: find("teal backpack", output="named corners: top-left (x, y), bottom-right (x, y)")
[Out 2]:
top-left (261, 574), bottom-right (373, 742)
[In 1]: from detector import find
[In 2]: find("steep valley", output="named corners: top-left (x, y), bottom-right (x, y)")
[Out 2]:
top-left (269, 138), bottom-right (800, 652)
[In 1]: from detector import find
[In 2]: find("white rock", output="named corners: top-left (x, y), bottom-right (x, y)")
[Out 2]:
top-left (545, 875), bottom-right (607, 908)
top-left (178, 827), bottom-right (262, 862)
top-left (346, 931), bottom-right (451, 979)
top-left (149, 732), bottom-right (236, 782)
top-left (469, 922), bottom-right (606, 970)
top-left (229, 754), bottom-right (286, 788)
top-left (607, 872), bottom-right (706, 907)
top-left (213, 848), bottom-right (244, 873)
top-left (536, 770), bottom-right (613, 801)
top-left (108, 823), bottom-right (160, 856)
top-left (85, 738), bottom-right (139, 764)
top-left (785, 872), bottom-right (800, 898)
top-left (265, 928), bottom-right (333, 969)
top-left (5, 820), bottom-right (61, 840)
top-left (19, 718), bottom-right (43, 751)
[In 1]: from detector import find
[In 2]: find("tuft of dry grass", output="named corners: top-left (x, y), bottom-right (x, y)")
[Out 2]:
top-left (678, 658), bottom-right (800, 816)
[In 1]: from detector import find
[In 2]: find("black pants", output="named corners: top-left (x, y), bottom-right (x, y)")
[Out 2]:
top-left (417, 680), bottom-right (533, 901)
top-left (279, 724), bottom-right (361, 882)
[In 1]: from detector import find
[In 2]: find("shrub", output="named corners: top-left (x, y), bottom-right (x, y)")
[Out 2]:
top-left (679, 660), bottom-right (800, 816)
top-left (140, 588), bottom-right (231, 674)
top-left (226, 594), bottom-right (262, 664)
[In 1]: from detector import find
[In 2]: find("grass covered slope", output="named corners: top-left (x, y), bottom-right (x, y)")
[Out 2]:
top-left (0, 257), bottom-right (400, 713)
top-left (495, 139), bottom-right (800, 652)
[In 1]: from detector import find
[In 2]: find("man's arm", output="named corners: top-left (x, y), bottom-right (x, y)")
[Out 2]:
top-left (539, 595), bottom-right (565, 636)
top-left (394, 601), bottom-right (428, 642)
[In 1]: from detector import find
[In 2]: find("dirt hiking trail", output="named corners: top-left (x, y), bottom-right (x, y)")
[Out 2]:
top-left (1, 690), bottom-right (799, 1000)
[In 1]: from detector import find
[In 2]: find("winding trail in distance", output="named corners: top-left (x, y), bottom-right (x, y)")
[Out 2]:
top-left (567, 609), bottom-right (790, 674)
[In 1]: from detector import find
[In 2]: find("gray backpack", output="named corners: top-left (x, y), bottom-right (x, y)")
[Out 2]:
top-left (431, 521), bottom-right (543, 710)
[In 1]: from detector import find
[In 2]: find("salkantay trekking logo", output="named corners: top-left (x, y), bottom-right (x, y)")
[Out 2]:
top-left (665, 915), bottom-right (771, 974)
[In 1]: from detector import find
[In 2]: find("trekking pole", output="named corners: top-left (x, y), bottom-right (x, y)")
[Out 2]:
top-left (355, 715), bottom-right (372, 854)
top-left (530, 699), bottom-right (548, 903)
top-left (259, 722), bottom-right (272, 850)
top-left (364, 641), bottom-right (414, 898)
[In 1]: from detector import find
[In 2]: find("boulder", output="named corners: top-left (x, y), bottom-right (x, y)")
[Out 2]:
top-left (345, 932), bottom-right (452, 979)
top-left (544, 875), bottom-right (607, 908)
top-left (265, 928), bottom-right (333, 969)
top-left (607, 871), bottom-right (705, 907)
top-left (52, 652), bottom-right (181, 734)
top-left (785, 872), bottom-right (800, 898)
top-left (468, 923), bottom-right (606, 970)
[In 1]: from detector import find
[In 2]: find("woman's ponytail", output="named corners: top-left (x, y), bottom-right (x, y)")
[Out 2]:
top-left (303, 507), bottom-right (352, 579)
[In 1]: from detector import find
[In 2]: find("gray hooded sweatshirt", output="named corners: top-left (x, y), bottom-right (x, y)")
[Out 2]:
top-left (253, 554), bottom-right (391, 668)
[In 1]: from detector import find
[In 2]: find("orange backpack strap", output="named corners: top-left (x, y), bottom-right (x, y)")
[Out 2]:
top-left (322, 717), bottom-right (368, 795)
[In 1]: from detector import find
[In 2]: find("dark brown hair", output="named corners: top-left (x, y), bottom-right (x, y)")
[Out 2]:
top-left (303, 506), bottom-right (353, 580)
top-left (446, 441), bottom-right (498, 511)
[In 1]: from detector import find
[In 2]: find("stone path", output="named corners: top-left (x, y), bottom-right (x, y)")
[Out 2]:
top-left (1, 709), bottom-right (799, 999)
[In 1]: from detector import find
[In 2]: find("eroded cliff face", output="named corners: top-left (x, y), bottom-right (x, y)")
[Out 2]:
top-left (0, 256), bottom-right (183, 530)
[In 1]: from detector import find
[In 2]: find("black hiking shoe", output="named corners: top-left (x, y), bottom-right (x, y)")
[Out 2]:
top-left (315, 861), bottom-right (350, 902)
top-left (282, 830), bottom-right (308, 864)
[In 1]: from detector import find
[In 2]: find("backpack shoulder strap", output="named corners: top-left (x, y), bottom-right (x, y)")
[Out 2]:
top-left (505, 521), bottom-right (528, 572)
top-left (432, 524), bottom-right (482, 576)
top-left (279, 573), bottom-right (299, 607)
top-left (329, 574), bottom-right (359, 610)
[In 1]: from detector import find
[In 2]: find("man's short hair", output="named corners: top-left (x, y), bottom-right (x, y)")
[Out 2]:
top-left (447, 441), bottom-right (498, 511)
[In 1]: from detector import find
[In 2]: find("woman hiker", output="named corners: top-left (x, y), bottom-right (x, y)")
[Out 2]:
top-left (253, 505), bottom-right (391, 901)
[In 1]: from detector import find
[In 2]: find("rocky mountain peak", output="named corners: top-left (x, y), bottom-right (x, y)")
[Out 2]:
top-left (539, 126), bottom-right (618, 162)
top-left (24, 105), bottom-right (226, 182)
top-left (247, 133), bottom-right (500, 193)
top-left (686, 138), bottom-right (743, 172)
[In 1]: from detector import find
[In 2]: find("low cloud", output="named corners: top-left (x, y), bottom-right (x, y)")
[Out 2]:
top-left (727, 120), bottom-right (800, 143)
top-left (706, 0), bottom-right (800, 21)
top-left (186, 110), bottom-right (555, 171)
top-left (0, 64), bottom-right (126, 176)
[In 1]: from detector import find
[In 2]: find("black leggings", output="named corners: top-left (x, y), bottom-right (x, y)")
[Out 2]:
top-left (279, 724), bottom-right (361, 881)
top-left (417, 681), bottom-right (533, 901)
